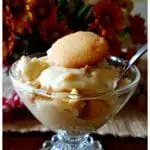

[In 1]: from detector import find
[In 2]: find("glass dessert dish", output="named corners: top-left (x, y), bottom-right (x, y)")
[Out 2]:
top-left (9, 55), bottom-right (140, 150)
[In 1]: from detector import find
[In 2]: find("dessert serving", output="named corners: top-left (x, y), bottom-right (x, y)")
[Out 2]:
top-left (9, 31), bottom-right (140, 150)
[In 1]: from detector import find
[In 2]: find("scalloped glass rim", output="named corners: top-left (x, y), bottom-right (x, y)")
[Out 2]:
top-left (9, 55), bottom-right (141, 100)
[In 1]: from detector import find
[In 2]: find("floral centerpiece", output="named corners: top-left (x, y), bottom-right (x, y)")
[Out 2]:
top-left (3, 0), bottom-right (147, 121)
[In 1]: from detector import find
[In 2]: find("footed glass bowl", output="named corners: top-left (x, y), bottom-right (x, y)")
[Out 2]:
top-left (9, 55), bottom-right (140, 150)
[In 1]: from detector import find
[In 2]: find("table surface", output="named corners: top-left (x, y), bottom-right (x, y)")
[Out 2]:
top-left (3, 132), bottom-right (147, 150)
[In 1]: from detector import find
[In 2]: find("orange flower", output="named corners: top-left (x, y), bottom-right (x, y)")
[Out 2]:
top-left (3, 6), bottom-right (15, 62)
top-left (5, 0), bottom-right (32, 34)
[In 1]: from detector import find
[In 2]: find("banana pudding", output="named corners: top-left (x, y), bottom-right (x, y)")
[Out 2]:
top-left (10, 31), bottom-right (131, 135)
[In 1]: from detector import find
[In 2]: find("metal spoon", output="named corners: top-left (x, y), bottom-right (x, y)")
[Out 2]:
top-left (114, 44), bottom-right (147, 90)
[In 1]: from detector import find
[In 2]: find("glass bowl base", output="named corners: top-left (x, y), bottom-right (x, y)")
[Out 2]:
top-left (40, 131), bottom-right (103, 150)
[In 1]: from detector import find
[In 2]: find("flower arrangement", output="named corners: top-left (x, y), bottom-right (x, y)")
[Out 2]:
top-left (3, 0), bottom-right (147, 64)
top-left (3, 0), bottom-right (147, 121)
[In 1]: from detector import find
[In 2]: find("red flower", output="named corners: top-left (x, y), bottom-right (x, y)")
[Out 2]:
top-left (40, 21), bottom-right (72, 43)
top-left (5, 0), bottom-right (26, 17)
top-left (29, 0), bottom-right (72, 43)
top-left (88, 0), bottom-right (125, 56)
top-left (13, 15), bottom-right (32, 34)
top-left (29, 0), bottom-right (55, 23)
top-left (129, 15), bottom-right (147, 44)
top-left (112, 0), bottom-right (134, 12)
top-left (92, 0), bottom-right (125, 32)
top-left (39, 6), bottom-right (72, 43)
top-left (101, 28), bottom-right (121, 56)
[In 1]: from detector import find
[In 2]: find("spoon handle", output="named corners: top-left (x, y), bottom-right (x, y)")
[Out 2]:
top-left (127, 44), bottom-right (147, 71)
top-left (116, 44), bottom-right (147, 88)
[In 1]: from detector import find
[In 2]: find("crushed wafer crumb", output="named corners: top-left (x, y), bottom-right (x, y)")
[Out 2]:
top-left (71, 89), bottom-right (79, 95)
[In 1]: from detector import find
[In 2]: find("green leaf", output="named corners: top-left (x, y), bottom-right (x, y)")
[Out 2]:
top-left (58, 0), bottom-right (68, 7)
top-left (77, 5), bottom-right (90, 18)
top-left (84, 7), bottom-right (92, 21)
top-left (119, 27), bottom-right (132, 37)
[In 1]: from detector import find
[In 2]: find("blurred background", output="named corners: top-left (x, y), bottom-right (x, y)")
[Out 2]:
top-left (3, 1), bottom-right (147, 150)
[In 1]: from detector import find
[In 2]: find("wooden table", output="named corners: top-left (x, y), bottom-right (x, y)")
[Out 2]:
top-left (3, 132), bottom-right (147, 150)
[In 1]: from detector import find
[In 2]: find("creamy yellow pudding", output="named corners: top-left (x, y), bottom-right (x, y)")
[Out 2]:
top-left (13, 31), bottom-right (131, 135)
